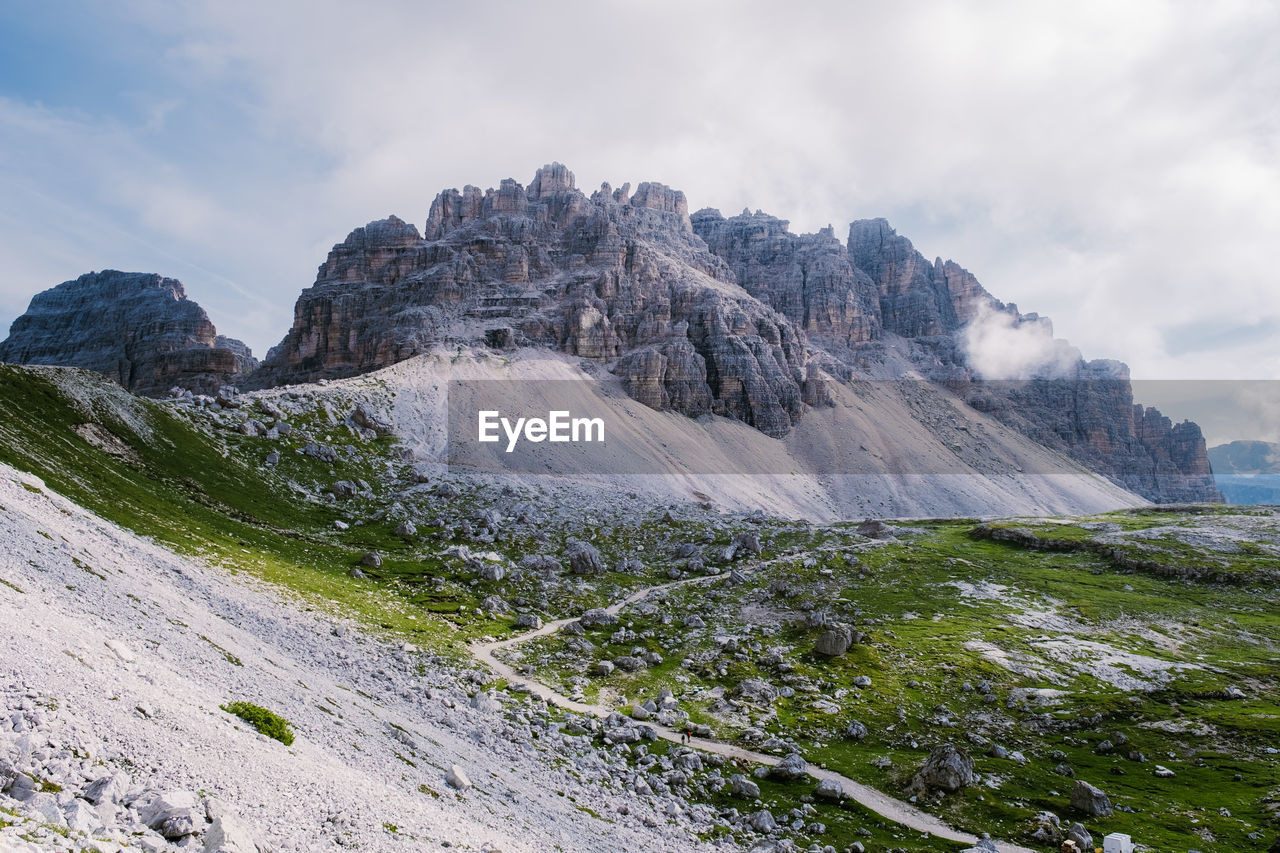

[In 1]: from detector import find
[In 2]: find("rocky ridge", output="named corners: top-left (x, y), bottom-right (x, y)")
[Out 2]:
top-left (254, 163), bottom-right (806, 437)
top-left (0, 166), bottom-right (1219, 502)
top-left (253, 163), bottom-right (1216, 502)
top-left (0, 271), bottom-right (256, 396)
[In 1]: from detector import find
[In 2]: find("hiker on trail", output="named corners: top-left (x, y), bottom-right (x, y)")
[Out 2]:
top-left (682, 726), bottom-right (691, 744)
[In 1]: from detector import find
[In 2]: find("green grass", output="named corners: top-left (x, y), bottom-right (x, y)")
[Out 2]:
top-left (3, 366), bottom-right (1279, 851)
top-left (520, 518), bottom-right (1280, 851)
top-left (221, 701), bottom-right (295, 746)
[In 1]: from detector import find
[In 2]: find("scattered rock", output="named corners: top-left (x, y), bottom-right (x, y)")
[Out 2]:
top-left (1070, 780), bottom-right (1114, 817)
top-left (768, 753), bottom-right (809, 782)
top-left (565, 538), bottom-right (606, 575)
top-left (445, 764), bottom-right (472, 790)
top-left (730, 774), bottom-right (760, 799)
top-left (913, 744), bottom-right (975, 793)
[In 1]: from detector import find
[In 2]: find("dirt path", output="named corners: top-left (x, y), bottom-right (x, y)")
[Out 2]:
top-left (471, 567), bottom-right (1036, 853)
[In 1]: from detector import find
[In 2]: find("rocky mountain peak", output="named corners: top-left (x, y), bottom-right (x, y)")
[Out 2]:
top-left (0, 269), bottom-right (256, 396)
top-left (0, 163), bottom-right (1218, 503)
top-left (526, 162), bottom-right (576, 200)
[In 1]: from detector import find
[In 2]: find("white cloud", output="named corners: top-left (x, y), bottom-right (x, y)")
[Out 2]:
top-left (961, 302), bottom-right (1083, 380)
top-left (1, 0), bottom-right (1278, 380)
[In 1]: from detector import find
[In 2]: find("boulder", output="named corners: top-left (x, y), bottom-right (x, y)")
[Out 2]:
top-left (747, 808), bottom-right (777, 832)
top-left (203, 812), bottom-right (260, 853)
top-left (731, 678), bottom-right (779, 704)
top-left (579, 607), bottom-right (618, 628)
top-left (729, 774), bottom-right (760, 799)
top-left (1070, 780), bottom-right (1114, 817)
top-left (470, 692), bottom-right (502, 714)
top-left (480, 595), bottom-right (510, 613)
top-left (137, 789), bottom-right (202, 838)
top-left (914, 744), bottom-right (975, 792)
top-left (64, 800), bottom-right (98, 833)
top-left (814, 625), bottom-right (854, 657)
top-left (445, 764), bottom-right (472, 790)
top-left (351, 402), bottom-right (394, 436)
top-left (813, 777), bottom-right (843, 801)
top-left (1028, 811), bottom-right (1063, 845)
top-left (732, 530), bottom-right (762, 556)
top-left (83, 770), bottom-right (130, 805)
top-left (768, 753), bottom-right (809, 782)
top-left (565, 538), bottom-right (606, 575)
top-left (1065, 822), bottom-right (1092, 850)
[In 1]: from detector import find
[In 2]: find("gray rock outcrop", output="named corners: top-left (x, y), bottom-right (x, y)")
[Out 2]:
top-left (62, 159), bottom-right (1210, 503)
top-left (0, 270), bottom-right (257, 396)
top-left (252, 165), bottom-right (808, 438)
top-left (913, 743), bottom-right (975, 793)
top-left (1070, 780), bottom-right (1114, 817)
top-left (814, 625), bottom-right (856, 657)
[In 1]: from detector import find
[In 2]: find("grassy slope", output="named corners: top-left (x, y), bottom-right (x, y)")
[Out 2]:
top-left (0, 366), bottom-right (455, 647)
top-left (517, 520), bottom-right (1280, 851)
top-left (2, 365), bottom-right (1278, 851)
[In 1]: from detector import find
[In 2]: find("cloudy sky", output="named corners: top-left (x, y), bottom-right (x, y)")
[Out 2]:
top-left (1, 0), bottom-right (1278, 397)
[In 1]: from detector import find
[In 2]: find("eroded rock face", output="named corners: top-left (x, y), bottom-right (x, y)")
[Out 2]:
top-left (960, 361), bottom-right (1222, 503)
top-left (0, 270), bottom-right (256, 396)
top-left (248, 162), bottom-right (1220, 499)
top-left (693, 210), bottom-right (881, 348)
top-left (255, 164), bottom-right (808, 437)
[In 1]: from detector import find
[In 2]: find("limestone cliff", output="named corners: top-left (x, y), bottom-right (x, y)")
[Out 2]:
top-left (0, 270), bottom-right (256, 396)
top-left (255, 165), bottom-right (807, 436)
top-left (248, 163), bottom-right (1219, 503)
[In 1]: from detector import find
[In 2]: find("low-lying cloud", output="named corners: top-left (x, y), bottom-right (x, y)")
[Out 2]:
top-left (961, 302), bottom-right (1082, 379)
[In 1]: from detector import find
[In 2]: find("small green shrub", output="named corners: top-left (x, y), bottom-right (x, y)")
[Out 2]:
top-left (221, 701), bottom-right (295, 746)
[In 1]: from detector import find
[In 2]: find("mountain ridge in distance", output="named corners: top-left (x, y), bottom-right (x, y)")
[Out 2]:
top-left (0, 162), bottom-right (1220, 506)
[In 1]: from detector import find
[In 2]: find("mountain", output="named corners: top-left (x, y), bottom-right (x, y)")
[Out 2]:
top-left (1208, 440), bottom-right (1280, 504)
top-left (1209, 439), bottom-right (1280, 475)
top-left (0, 270), bottom-right (257, 396)
top-left (0, 165), bottom-right (1220, 505)
top-left (252, 163), bottom-right (1218, 504)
